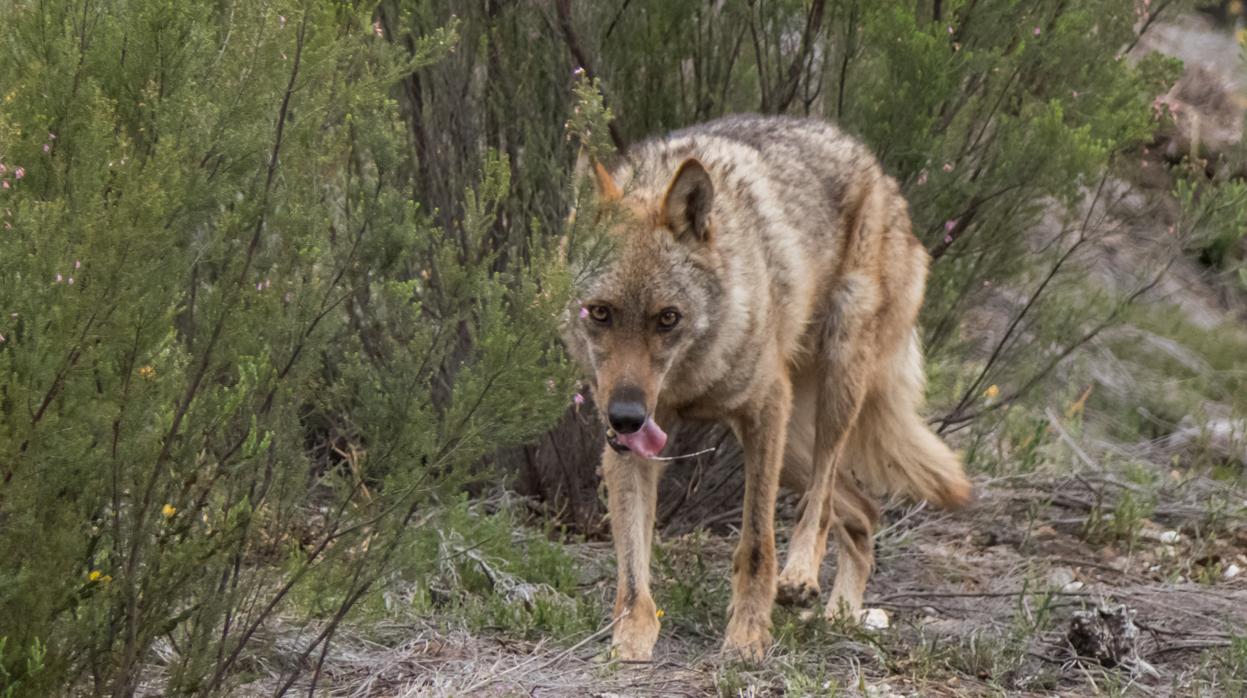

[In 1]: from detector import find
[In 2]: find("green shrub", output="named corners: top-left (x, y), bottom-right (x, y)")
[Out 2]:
top-left (0, 2), bottom-right (577, 695)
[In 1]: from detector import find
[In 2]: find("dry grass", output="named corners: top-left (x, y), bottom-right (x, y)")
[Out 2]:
top-left (215, 421), bottom-right (1247, 697)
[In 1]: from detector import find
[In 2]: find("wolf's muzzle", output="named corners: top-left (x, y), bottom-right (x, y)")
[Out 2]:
top-left (606, 386), bottom-right (648, 435)
top-left (605, 429), bottom-right (630, 453)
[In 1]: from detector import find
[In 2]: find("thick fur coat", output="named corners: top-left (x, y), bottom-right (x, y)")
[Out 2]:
top-left (563, 115), bottom-right (972, 660)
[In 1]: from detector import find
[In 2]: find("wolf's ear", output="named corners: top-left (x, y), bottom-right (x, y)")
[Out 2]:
top-left (662, 158), bottom-right (713, 242)
top-left (574, 148), bottom-right (622, 202)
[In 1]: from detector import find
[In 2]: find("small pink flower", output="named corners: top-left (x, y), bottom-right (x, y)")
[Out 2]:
top-left (947, 25), bottom-right (954, 34)
top-left (916, 170), bottom-right (928, 186)
top-left (0, 164), bottom-right (7, 174)
top-left (67, 277), bottom-right (74, 285)
top-left (373, 20), bottom-right (383, 37)
top-left (55, 273), bottom-right (63, 283)
top-left (942, 162), bottom-right (954, 173)
top-left (278, 14), bottom-right (287, 27)
top-left (42, 144), bottom-right (51, 153)
top-left (2, 181), bottom-right (9, 190)
top-left (1072, 90), bottom-right (1079, 98)
top-left (0, 333), bottom-right (5, 343)
top-left (48, 132), bottom-right (56, 140)
top-left (945, 219), bottom-right (958, 232)
top-left (14, 167), bottom-right (24, 180)
top-left (1033, 26), bottom-right (1041, 36)
top-left (256, 282), bottom-right (263, 291)
top-left (943, 234), bottom-right (953, 244)
top-left (573, 66), bottom-right (586, 77)
top-left (578, 306), bottom-right (589, 319)
top-left (74, 260), bottom-right (81, 269)
top-left (573, 393), bottom-right (585, 407)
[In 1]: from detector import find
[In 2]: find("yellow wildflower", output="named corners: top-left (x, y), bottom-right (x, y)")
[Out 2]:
top-left (138, 365), bottom-right (155, 380)
top-left (88, 570), bottom-right (102, 582)
top-left (983, 384), bottom-right (1000, 399)
top-left (162, 503), bottom-right (177, 518)
top-left (655, 608), bottom-right (665, 619)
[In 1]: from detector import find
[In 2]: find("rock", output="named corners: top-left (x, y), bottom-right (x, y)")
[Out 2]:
top-left (1165, 418), bottom-right (1247, 467)
top-left (861, 607), bottom-right (891, 630)
top-left (1048, 566), bottom-right (1076, 589)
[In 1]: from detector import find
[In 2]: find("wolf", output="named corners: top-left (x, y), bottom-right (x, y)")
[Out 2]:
top-left (562, 114), bottom-right (972, 661)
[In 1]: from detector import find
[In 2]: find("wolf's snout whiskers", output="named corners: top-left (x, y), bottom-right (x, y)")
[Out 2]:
top-left (648, 447), bottom-right (716, 461)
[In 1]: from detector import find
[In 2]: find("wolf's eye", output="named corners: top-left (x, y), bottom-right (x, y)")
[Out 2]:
top-left (657, 308), bottom-right (681, 330)
top-left (587, 305), bottom-right (611, 324)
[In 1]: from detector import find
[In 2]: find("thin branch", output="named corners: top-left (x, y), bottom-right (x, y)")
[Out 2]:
top-left (1122, 0), bottom-right (1177, 56)
top-left (768, 0), bottom-right (827, 113)
top-left (935, 172), bottom-right (1111, 431)
top-left (554, 0), bottom-right (626, 153)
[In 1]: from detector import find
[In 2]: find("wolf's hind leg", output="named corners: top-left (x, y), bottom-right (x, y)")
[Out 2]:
top-left (602, 447), bottom-right (663, 661)
top-left (777, 278), bottom-right (875, 609)
top-left (825, 473), bottom-right (879, 619)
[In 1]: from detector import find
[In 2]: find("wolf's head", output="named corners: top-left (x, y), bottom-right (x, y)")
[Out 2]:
top-left (563, 156), bottom-right (723, 458)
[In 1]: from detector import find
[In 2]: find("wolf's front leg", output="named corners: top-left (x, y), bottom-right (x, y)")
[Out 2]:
top-left (724, 377), bottom-right (791, 660)
top-left (602, 446), bottom-right (663, 661)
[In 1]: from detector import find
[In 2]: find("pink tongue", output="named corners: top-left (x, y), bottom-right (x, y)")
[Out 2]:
top-left (616, 417), bottom-right (668, 459)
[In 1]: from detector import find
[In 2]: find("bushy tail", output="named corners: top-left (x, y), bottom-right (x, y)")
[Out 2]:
top-left (845, 334), bottom-right (972, 509)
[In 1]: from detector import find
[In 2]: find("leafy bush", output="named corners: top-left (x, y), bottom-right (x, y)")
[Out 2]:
top-left (0, 2), bottom-right (576, 695)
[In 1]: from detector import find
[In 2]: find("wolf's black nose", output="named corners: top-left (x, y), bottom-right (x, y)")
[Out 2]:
top-left (606, 400), bottom-right (647, 434)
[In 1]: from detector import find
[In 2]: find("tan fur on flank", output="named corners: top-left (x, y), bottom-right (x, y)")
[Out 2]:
top-left (563, 115), bottom-right (972, 662)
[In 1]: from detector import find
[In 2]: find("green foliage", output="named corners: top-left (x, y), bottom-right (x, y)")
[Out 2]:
top-left (652, 531), bottom-right (732, 640)
top-left (1196, 634), bottom-right (1247, 694)
top-left (1104, 304), bottom-right (1247, 440)
top-left (1081, 488), bottom-right (1157, 549)
top-left (0, 1), bottom-right (577, 695)
top-left (397, 499), bottom-right (600, 639)
top-left (1176, 169), bottom-right (1247, 289)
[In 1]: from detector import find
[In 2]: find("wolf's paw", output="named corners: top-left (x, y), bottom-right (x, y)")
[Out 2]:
top-left (611, 611), bottom-right (660, 662)
top-left (776, 575), bottom-right (820, 608)
top-left (722, 616), bottom-right (772, 662)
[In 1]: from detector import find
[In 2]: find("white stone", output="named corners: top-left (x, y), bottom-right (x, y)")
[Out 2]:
top-left (861, 607), bottom-right (891, 630)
